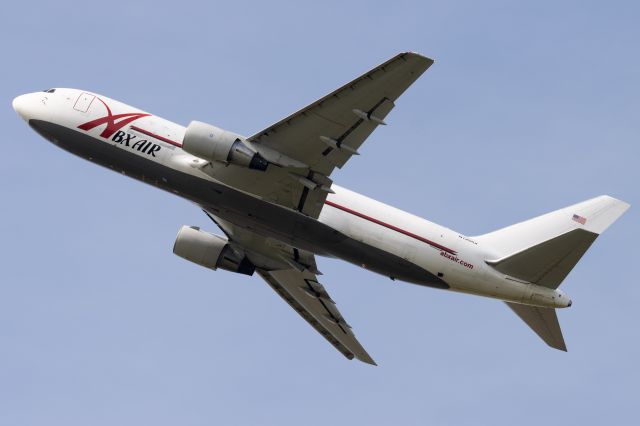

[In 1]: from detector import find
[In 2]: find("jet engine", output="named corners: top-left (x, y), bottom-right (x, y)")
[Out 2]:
top-left (182, 121), bottom-right (268, 170)
top-left (173, 225), bottom-right (255, 275)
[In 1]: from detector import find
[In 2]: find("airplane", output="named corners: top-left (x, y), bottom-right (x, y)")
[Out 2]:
top-left (12, 52), bottom-right (629, 365)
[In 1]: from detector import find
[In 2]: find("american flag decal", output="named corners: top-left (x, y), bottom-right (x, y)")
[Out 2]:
top-left (572, 214), bottom-right (587, 225)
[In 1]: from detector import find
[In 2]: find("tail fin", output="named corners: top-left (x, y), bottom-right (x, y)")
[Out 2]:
top-left (477, 195), bottom-right (629, 289)
top-left (478, 195), bottom-right (629, 351)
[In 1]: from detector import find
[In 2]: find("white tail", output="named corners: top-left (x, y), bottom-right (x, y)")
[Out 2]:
top-left (475, 195), bottom-right (629, 351)
top-left (477, 195), bottom-right (629, 289)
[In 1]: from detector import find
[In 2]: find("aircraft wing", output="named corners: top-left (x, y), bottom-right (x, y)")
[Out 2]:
top-left (249, 52), bottom-right (433, 177)
top-left (204, 210), bottom-right (376, 365)
top-left (199, 52), bottom-right (432, 218)
top-left (258, 268), bottom-right (376, 365)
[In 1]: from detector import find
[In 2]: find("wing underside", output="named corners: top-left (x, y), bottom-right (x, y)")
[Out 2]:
top-left (204, 209), bottom-right (375, 364)
top-left (258, 269), bottom-right (376, 365)
top-left (195, 52), bottom-right (433, 220)
top-left (250, 52), bottom-right (434, 177)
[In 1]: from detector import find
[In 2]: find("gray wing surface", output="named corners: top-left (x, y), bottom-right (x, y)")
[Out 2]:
top-left (198, 52), bottom-right (432, 218)
top-left (204, 210), bottom-right (375, 365)
top-left (249, 52), bottom-right (433, 176)
top-left (258, 269), bottom-right (376, 365)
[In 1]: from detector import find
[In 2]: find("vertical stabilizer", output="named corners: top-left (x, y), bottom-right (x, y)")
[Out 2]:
top-left (479, 195), bottom-right (629, 289)
top-left (482, 195), bottom-right (629, 350)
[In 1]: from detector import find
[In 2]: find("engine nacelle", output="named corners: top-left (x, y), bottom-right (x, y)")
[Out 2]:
top-left (182, 121), bottom-right (268, 171)
top-left (173, 226), bottom-right (255, 275)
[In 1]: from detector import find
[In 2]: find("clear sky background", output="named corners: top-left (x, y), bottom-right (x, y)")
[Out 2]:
top-left (1, 1), bottom-right (638, 425)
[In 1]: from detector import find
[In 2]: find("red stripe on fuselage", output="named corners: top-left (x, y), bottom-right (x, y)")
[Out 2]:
top-left (130, 125), bottom-right (182, 147)
top-left (119, 126), bottom-right (454, 255)
top-left (324, 200), bottom-right (457, 255)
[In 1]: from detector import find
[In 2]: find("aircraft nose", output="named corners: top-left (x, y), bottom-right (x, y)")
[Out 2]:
top-left (12, 94), bottom-right (32, 122)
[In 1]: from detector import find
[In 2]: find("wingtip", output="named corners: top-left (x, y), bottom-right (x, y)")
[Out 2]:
top-left (360, 358), bottom-right (378, 366)
top-left (357, 354), bottom-right (378, 366)
top-left (553, 343), bottom-right (568, 352)
top-left (345, 351), bottom-right (377, 365)
top-left (401, 51), bottom-right (435, 64)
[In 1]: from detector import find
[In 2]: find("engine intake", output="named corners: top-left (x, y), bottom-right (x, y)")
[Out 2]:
top-left (182, 121), bottom-right (268, 171)
top-left (173, 226), bottom-right (255, 275)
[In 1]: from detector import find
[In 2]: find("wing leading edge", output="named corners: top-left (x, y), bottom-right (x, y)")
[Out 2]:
top-left (249, 52), bottom-right (434, 176)
top-left (197, 52), bottom-right (433, 219)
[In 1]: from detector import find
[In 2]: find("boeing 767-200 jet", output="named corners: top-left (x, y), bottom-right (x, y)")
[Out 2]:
top-left (13, 52), bottom-right (629, 364)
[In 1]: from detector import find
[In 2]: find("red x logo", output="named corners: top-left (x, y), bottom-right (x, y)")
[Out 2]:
top-left (78, 97), bottom-right (150, 138)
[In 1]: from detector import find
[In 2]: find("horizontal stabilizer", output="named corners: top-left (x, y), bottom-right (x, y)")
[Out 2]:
top-left (505, 302), bottom-right (566, 351)
top-left (487, 229), bottom-right (597, 289)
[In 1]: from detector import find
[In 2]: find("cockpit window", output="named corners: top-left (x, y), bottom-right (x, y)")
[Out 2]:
top-left (43, 88), bottom-right (56, 93)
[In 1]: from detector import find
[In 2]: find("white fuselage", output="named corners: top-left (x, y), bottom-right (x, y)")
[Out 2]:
top-left (13, 88), bottom-right (569, 309)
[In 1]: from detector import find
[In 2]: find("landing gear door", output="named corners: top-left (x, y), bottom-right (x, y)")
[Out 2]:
top-left (73, 92), bottom-right (95, 113)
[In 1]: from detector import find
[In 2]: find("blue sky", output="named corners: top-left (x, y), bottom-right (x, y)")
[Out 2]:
top-left (1, 1), bottom-right (638, 424)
